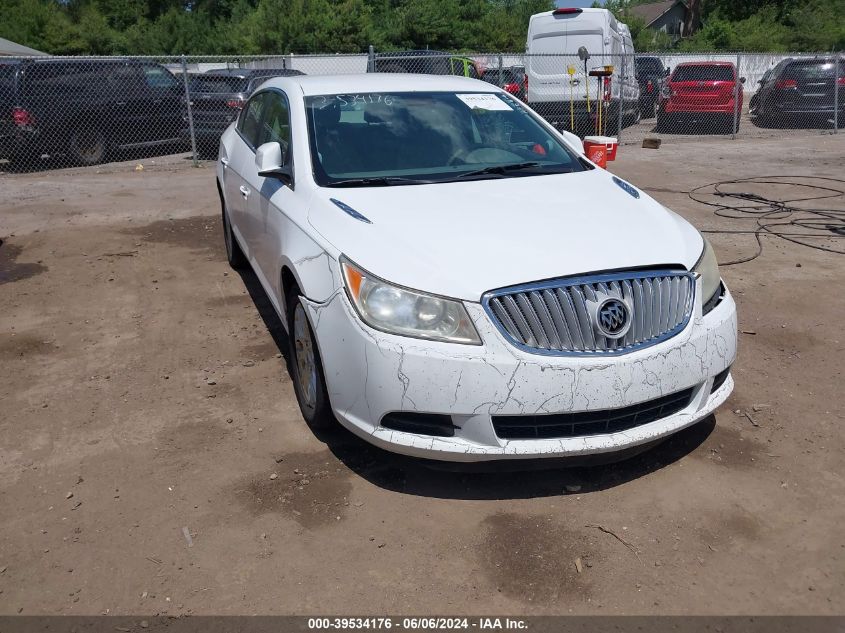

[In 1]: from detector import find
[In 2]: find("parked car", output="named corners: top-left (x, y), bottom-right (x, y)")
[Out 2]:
top-left (634, 56), bottom-right (668, 119)
top-left (525, 7), bottom-right (640, 134)
top-left (481, 67), bottom-right (526, 101)
top-left (657, 62), bottom-right (744, 133)
top-left (750, 57), bottom-right (845, 127)
top-left (187, 69), bottom-right (304, 156)
top-left (215, 73), bottom-right (737, 463)
top-left (0, 58), bottom-right (184, 165)
top-left (369, 50), bottom-right (481, 78)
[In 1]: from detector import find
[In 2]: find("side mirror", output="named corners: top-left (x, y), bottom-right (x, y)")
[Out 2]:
top-left (558, 129), bottom-right (584, 154)
top-left (255, 141), bottom-right (294, 188)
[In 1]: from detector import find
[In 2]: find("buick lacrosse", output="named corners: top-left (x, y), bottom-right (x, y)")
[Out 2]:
top-left (216, 74), bottom-right (736, 462)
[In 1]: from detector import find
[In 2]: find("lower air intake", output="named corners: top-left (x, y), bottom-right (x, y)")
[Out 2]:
top-left (492, 387), bottom-right (695, 440)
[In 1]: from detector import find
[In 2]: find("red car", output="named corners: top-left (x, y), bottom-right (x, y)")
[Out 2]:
top-left (657, 62), bottom-right (745, 133)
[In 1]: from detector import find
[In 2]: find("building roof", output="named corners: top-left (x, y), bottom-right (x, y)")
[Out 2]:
top-left (0, 37), bottom-right (45, 57)
top-left (629, 0), bottom-right (686, 27)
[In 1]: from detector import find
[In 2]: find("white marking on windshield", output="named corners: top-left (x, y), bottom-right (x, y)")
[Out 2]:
top-left (455, 93), bottom-right (513, 111)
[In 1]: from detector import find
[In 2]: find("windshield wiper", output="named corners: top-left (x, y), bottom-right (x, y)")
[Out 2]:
top-left (326, 176), bottom-right (429, 188)
top-left (444, 161), bottom-right (541, 182)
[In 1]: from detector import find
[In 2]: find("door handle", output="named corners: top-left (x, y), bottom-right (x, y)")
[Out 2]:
top-left (239, 185), bottom-right (250, 198)
top-left (220, 157), bottom-right (229, 167)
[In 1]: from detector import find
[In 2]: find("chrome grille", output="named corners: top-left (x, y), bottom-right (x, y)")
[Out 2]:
top-left (484, 270), bottom-right (694, 355)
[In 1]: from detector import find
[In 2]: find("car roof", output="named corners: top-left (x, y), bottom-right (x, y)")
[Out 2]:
top-left (205, 68), bottom-right (302, 78)
top-left (259, 73), bottom-right (498, 97)
top-left (786, 57), bottom-right (843, 64)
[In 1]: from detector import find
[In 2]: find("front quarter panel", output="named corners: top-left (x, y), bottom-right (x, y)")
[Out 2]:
top-left (267, 185), bottom-right (342, 306)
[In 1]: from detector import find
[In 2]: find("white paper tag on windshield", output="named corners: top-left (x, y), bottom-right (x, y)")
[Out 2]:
top-left (456, 93), bottom-right (513, 111)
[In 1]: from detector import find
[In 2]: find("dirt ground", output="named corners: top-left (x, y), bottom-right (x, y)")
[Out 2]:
top-left (1, 132), bottom-right (843, 616)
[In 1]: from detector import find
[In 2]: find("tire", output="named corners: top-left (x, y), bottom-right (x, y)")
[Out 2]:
top-left (655, 111), bottom-right (668, 133)
top-left (221, 199), bottom-right (247, 269)
top-left (68, 126), bottom-right (107, 165)
top-left (286, 286), bottom-right (335, 430)
top-left (641, 99), bottom-right (656, 120)
top-left (755, 111), bottom-right (775, 128)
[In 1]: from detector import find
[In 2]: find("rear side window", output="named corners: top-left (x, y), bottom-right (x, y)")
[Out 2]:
top-left (785, 61), bottom-right (840, 80)
top-left (190, 76), bottom-right (248, 93)
top-left (107, 64), bottom-right (143, 89)
top-left (237, 92), bottom-right (267, 148)
top-left (672, 65), bottom-right (734, 82)
top-left (21, 62), bottom-right (109, 96)
top-left (142, 65), bottom-right (178, 89)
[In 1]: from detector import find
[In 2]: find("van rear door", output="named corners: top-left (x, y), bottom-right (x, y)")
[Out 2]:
top-left (526, 10), bottom-right (607, 104)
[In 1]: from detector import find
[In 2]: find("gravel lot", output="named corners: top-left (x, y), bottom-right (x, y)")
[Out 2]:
top-left (1, 133), bottom-right (843, 616)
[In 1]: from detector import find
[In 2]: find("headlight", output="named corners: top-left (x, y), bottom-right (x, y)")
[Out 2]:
top-left (693, 236), bottom-right (721, 312)
top-left (340, 257), bottom-right (481, 345)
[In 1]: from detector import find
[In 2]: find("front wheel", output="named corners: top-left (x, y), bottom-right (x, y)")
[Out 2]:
top-left (287, 288), bottom-right (335, 430)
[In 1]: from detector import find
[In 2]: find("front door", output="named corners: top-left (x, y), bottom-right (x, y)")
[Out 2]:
top-left (224, 91), bottom-right (267, 257)
top-left (242, 89), bottom-right (295, 295)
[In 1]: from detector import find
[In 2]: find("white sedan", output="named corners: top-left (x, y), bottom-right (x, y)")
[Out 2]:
top-left (216, 73), bottom-right (736, 462)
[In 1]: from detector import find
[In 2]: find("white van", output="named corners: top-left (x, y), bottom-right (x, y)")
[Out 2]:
top-left (525, 7), bottom-right (640, 133)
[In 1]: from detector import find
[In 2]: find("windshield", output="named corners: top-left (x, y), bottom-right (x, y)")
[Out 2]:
top-left (305, 91), bottom-right (586, 186)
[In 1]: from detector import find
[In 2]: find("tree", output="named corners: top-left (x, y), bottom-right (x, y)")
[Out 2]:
top-left (0, 0), bottom-right (840, 55)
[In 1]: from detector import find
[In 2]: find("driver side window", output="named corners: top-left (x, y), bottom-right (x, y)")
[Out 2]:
top-left (237, 93), bottom-right (266, 149)
top-left (256, 91), bottom-right (291, 160)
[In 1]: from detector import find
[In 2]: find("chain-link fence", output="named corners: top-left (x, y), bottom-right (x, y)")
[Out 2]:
top-left (0, 50), bottom-right (841, 171)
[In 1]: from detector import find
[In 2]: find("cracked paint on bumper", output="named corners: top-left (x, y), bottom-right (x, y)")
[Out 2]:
top-left (304, 278), bottom-right (737, 462)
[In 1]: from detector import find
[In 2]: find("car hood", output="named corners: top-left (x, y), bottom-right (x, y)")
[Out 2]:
top-left (307, 169), bottom-right (703, 302)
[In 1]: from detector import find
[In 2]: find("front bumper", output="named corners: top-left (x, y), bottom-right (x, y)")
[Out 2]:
top-left (304, 277), bottom-right (737, 462)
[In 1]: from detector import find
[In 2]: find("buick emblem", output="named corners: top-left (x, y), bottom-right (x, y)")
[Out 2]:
top-left (595, 297), bottom-right (631, 339)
